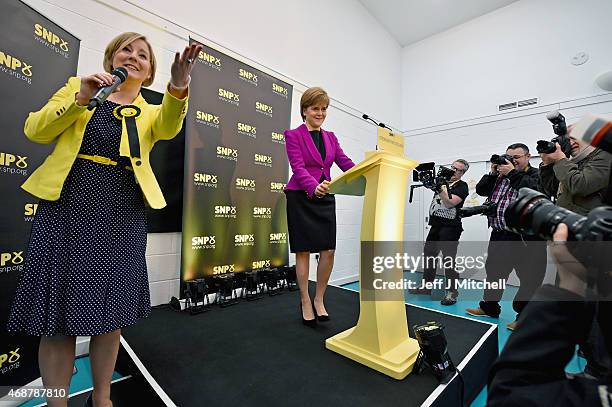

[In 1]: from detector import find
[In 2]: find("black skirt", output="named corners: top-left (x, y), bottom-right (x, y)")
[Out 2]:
top-left (285, 190), bottom-right (336, 253)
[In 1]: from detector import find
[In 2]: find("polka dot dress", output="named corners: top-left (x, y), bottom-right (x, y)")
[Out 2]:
top-left (7, 100), bottom-right (151, 336)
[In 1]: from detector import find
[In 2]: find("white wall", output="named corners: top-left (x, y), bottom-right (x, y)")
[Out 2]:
top-left (22, 0), bottom-right (402, 303)
top-left (400, 0), bottom-right (612, 131)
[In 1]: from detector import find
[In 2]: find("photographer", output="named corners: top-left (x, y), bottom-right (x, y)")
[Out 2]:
top-left (465, 143), bottom-right (547, 330)
top-left (540, 126), bottom-right (612, 380)
top-left (488, 223), bottom-right (612, 406)
top-left (410, 159), bottom-right (470, 305)
top-left (539, 126), bottom-right (612, 215)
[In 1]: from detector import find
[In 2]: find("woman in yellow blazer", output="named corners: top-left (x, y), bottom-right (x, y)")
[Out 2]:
top-left (7, 32), bottom-right (202, 407)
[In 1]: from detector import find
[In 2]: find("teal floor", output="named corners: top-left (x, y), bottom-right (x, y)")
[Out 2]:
top-left (342, 272), bottom-right (586, 407)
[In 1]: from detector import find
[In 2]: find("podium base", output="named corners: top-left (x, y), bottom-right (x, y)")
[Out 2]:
top-left (325, 327), bottom-right (420, 380)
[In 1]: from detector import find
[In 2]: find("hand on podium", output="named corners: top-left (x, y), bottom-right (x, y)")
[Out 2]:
top-left (315, 180), bottom-right (330, 198)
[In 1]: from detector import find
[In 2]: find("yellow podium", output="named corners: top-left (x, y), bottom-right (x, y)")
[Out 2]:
top-left (325, 150), bottom-right (420, 379)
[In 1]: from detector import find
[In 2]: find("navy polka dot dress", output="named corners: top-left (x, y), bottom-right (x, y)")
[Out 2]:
top-left (7, 100), bottom-right (151, 336)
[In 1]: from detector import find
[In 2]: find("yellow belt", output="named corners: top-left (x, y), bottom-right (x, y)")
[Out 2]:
top-left (77, 154), bottom-right (133, 171)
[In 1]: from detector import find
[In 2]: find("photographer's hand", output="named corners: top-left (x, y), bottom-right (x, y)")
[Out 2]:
top-left (498, 161), bottom-right (514, 176)
top-left (490, 163), bottom-right (499, 175)
top-left (550, 224), bottom-right (587, 297)
top-left (546, 143), bottom-right (567, 163)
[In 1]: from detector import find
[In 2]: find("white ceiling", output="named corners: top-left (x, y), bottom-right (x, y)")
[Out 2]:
top-left (359, 0), bottom-right (520, 47)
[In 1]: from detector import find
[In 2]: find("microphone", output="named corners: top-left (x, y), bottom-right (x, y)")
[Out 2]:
top-left (87, 67), bottom-right (128, 111)
top-left (362, 113), bottom-right (393, 131)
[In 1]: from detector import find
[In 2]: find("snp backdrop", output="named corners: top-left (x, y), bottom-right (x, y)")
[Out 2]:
top-left (182, 40), bottom-right (292, 281)
top-left (0, 0), bottom-right (79, 388)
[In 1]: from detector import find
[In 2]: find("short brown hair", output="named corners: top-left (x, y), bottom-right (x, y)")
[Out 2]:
top-left (103, 32), bottom-right (156, 87)
top-left (300, 87), bottom-right (330, 121)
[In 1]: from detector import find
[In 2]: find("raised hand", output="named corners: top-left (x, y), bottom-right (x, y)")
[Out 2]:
top-left (170, 43), bottom-right (203, 89)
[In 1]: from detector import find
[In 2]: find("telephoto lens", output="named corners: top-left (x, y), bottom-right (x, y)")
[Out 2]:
top-left (504, 188), bottom-right (585, 240)
top-left (505, 188), bottom-right (612, 241)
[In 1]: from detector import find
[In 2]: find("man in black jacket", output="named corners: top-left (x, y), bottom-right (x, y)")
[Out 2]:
top-left (466, 143), bottom-right (547, 330)
top-left (488, 223), bottom-right (612, 406)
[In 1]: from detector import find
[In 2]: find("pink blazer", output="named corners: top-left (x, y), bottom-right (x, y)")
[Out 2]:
top-left (284, 123), bottom-right (355, 197)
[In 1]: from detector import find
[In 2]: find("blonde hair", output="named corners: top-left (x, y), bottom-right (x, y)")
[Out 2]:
top-left (300, 87), bottom-right (330, 121)
top-left (103, 32), bottom-right (156, 87)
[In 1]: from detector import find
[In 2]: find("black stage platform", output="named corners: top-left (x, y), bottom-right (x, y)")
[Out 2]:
top-left (120, 284), bottom-right (498, 407)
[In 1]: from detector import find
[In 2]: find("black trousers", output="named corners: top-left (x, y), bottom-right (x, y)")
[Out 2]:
top-left (480, 230), bottom-right (547, 317)
top-left (422, 224), bottom-right (463, 291)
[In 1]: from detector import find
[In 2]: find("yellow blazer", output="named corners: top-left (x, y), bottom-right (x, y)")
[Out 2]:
top-left (21, 76), bottom-right (188, 209)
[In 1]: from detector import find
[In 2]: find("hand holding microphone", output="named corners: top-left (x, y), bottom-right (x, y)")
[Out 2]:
top-left (76, 67), bottom-right (128, 110)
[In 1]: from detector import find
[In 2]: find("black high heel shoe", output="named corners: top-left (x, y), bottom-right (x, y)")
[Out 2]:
top-left (312, 300), bottom-right (330, 322)
top-left (300, 302), bottom-right (317, 327)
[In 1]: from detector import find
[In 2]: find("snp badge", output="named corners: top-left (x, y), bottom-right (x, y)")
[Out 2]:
top-left (113, 105), bottom-right (142, 120)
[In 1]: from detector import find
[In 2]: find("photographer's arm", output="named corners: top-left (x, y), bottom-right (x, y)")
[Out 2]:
top-left (476, 173), bottom-right (498, 197)
top-left (553, 150), bottom-right (612, 197)
top-left (506, 166), bottom-right (541, 190)
top-left (538, 162), bottom-right (559, 198)
top-left (439, 183), bottom-right (469, 209)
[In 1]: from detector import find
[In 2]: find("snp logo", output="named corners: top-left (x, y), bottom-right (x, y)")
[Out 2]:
top-left (272, 83), bottom-right (289, 98)
top-left (0, 51), bottom-right (33, 84)
top-left (216, 146), bottom-right (238, 162)
top-left (253, 207), bottom-right (272, 219)
top-left (238, 68), bottom-right (258, 86)
top-left (235, 177), bottom-right (256, 191)
top-left (237, 122), bottom-right (257, 138)
top-left (218, 88), bottom-right (240, 106)
top-left (34, 23), bottom-right (70, 55)
top-left (1, 251), bottom-right (24, 274)
top-left (252, 259), bottom-right (271, 269)
top-left (254, 154), bottom-right (272, 167)
top-left (255, 101), bottom-right (273, 117)
top-left (269, 233), bottom-right (287, 244)
top-left (214, 205), bottom-right (237, 219)
top-left (0, 152), bottom-right (27, 168)
top-left (191, 235), bottom-right (216, 250)
top-left (213, 264), bottom-right (235, 275)
top-left (234, 234), bottom-right (255, 247)
top-left (196, 111), bottom-right (220, 128)
top-left (0, 347), bottom-right (21, 374)
top-left (198, 50), bottom-right (221, 70)
top-left (271, 132), bottom-right (285, 144)
top-left (270, 182), bottom-right (286, 193)
top-left (24, 203), bottom-right (38, 222)
top-left (193, 172), bottom-right (218, 188)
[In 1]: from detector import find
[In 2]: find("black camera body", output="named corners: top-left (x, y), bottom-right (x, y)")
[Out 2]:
top-left (536, 111), bottom-right (573, 157)
top-left (459, 201), bottom-right (498, 218)
top-left (413, 162), bottom-right (454, 193)
top-left (490, 154), bottom-right (513, 165)
top-left (505, 188), bottom-right (612, 296)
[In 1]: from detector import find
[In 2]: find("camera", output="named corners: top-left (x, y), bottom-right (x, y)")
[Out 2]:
top-left (409, 163), bottom-right (455, 203)
top-left (413, 162), bottom-right (454, 192)
top-left (490, 154), bottom-right (513, 165)
top-left (459, 202), bottom-right (498, 218)
top-left (505, 187), bottom-right (612, 296)
top-left (535, 110), bottom-right (573, 157)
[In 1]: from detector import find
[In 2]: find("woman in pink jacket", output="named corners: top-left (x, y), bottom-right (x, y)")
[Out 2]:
top-left (283, 87), bottom-right (355, 326)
